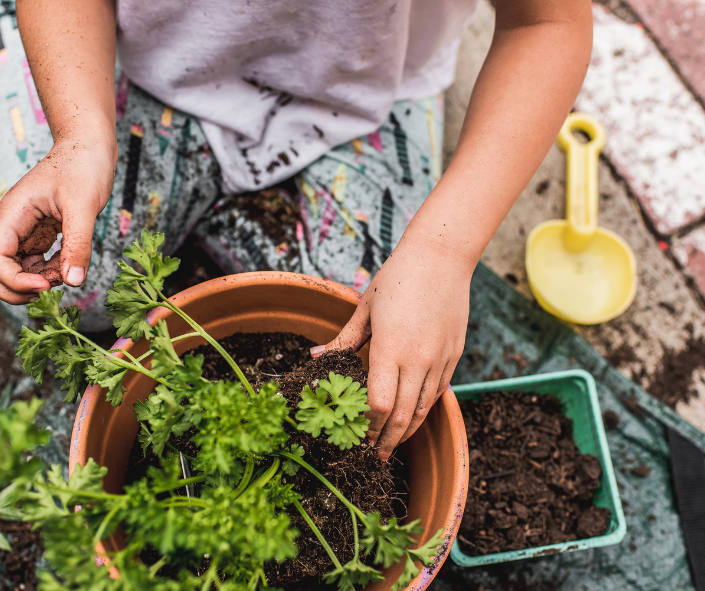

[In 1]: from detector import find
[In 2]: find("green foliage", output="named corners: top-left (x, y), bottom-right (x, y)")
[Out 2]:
top-left (323, 558), bottom-right (384, 591)
top-left (7, 230), bottom-right (439, 591)
top-left (191, 380), bottom-right (289, 474)
top-left (296, 372), bottom-right (370, 449)
top-left (106, 230), bottom-right (179, 342)
top-left (0, 398), bottom-right (49, 486)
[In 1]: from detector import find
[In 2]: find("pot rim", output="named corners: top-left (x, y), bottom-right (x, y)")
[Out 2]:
top-left (69, 271), bottom-right (469, 590)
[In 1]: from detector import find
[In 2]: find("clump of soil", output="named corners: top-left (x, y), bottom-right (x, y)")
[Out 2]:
top-left (602, 410), bottom-right (621, 431)
top-left (125, 332), bottom-right (402, 590)
top-left (0, 519), bottom-right (43, 591)
top-left (457, 392), bottom-right (610, 556)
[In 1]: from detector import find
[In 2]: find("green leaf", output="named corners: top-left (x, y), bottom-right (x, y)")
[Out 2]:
top-left (85, 351), bottom-right (128, 406)
top-left (361, 513), bottom-right (422, 568)
top-left (296, 372), bottom-right (370, 450)
top-left (323, 558), bottom-right (384, 591)
top-left (408, 527), bottom-right (445, 566)
top-left (122, 230), bottom-right (180, 292)
top-left (105, 279), bottom-right (159, 342)
top-left (192, 380), bottom-right (289, 474)
top-left (149, 320), bottom-right (181, 379)
top-left (18, 292), bottom-right (92, 404)
top-left (45, 459), bottom-right (107, 508)
top-left (0, 532), bottom-right (11, 552)
top-left (0, 399), bottom-right (50, 485)
top-left (282, 443), bottom-right (304, 476)
top-left (390, 555), bottom-right (421, 591)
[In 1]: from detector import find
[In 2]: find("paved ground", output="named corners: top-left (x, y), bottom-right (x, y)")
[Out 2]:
top-left (445, 0), bottom-right (705, 431)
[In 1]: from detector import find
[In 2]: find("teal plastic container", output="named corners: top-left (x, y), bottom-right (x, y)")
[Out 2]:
top-left (450, 369), bottom-right (626, 567)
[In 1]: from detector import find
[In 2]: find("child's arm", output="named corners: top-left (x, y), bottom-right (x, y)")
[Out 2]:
top-left (316, 0), bottom-right (593, 459)
top-left (0, 0), bottom-right (117, 303)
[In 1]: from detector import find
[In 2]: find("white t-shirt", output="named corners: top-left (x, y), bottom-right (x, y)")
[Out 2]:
top-left (116, 0), bottom-right (479, 193)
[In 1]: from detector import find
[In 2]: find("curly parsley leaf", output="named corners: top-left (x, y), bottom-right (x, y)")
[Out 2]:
top-left (296, 372), bottom-right (370, 449)
top-left (192, 380), bottom-right (289, 474)
top-left (282, 443), bottom-right (305, 476)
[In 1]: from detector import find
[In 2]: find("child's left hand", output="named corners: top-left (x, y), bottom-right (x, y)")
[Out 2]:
top-left (312, 229), bottom-right (472, 461)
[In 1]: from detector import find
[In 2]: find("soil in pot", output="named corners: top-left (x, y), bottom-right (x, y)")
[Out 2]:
top-left (125, 332), bottom-right (407, 590)
top-left (0, 519), bottom-right (43, 591)
top-left (457, 392), bottom-right (610, 556)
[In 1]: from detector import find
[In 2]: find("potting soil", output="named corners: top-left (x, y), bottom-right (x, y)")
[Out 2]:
top-left (1, 261), bottom-right (704, 590)
top-left (457, 392), bottom-right (610, 556)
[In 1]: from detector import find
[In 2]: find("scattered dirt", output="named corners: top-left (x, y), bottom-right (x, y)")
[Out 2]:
top-left (647, 337), bottom-right (705, 407)
top-left (602, 410), bottom-right (621, 431)
top-left (624, 394), bottom-right (643, 417)
top-left (607, 337), bottom-right (705, 408)
top-left (126, 332), bottom-right (404, 590)
top-left (630, 463), bottom-right (651, 478)
top-left (457, 392), bottom-right (610, 556)
top-left (0, 519), bottom-right (43, 591)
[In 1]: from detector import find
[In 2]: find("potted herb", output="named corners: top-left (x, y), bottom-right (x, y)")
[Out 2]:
top-left (3, 231), bottom-right (468, 590)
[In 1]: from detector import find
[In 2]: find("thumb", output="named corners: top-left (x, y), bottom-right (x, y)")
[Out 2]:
top-left (60, 203), bottom-right (97, 287)
top-left (311, 296), bottom-right (372, 358)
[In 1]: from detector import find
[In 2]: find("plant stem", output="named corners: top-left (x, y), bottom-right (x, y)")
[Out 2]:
top-left (162, 497), bottom-right (208, 509)
top-left (232, 459), bottom-right (255, 499)
top-left (293, 499), bottom-right (342, 569)
top-left (276, 451), bottom-right (367, 523)
top-left (157, 295), bottom-right (256, 397)
top-left (44, 484), bottom-right (122, 502)
top-left (251, 459), bottom-right (280, 490)
top-left (200, 559), bottom-right (219, 591)
top-left (154, 475), bottom-right (206, 495)
top-left (93, 502), bottom-right (123, 545)
top-left (284, 415), bottom-right (298, 429)
top-left (352, 511), bottom-right (360, 558)
top-left (134, 331), bottom-right (201, 363)
top-left (148, 555), bottom-right (169, 578)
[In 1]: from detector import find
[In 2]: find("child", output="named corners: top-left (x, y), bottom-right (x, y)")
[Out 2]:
top-left (0, 0), bottom-right (592, 459)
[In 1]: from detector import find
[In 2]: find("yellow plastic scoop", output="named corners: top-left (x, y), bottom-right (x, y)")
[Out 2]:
top-left (525, 113), bottom-right (637, 325)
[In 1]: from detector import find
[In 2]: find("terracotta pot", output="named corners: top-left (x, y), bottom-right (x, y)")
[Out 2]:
top-left (69, 272), bottom-right (469, 591)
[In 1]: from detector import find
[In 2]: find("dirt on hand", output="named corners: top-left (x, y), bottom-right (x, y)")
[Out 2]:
top-left (457, 392), bottom-right (610, 556)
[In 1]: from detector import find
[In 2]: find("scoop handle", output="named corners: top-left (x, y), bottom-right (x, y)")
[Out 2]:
top-left (557, 113), bottom-right (606, 252)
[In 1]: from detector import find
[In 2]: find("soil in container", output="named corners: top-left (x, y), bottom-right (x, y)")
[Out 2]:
top-left (457, 392), bottom-right (610, 556)
top-left (0, 519), bottom-right (43, 591)
top-left (125, 332), bottom-right (407, 590)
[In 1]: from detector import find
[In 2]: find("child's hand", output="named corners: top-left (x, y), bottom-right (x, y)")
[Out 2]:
top-left (312, 231), bottom-right (472, 461)
top-left (0, 136), bottom-right (117, 304)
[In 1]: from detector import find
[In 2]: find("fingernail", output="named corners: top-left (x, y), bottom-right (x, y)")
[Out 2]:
top-left (310, 345), bottom-right (326, 358)
top-left (66, 266), bottom-right (85, 286)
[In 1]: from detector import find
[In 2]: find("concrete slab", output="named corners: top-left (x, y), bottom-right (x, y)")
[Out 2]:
top-left (445, 0), bottom-right (705, 432)
top-left (628, 0), bottom-right (705, 105)
top-left (576, 4), bottom-right (705, 236)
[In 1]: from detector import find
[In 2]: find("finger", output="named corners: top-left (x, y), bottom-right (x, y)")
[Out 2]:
top-left (0, 255), bottom-right (50, 295)
top-left (365, 343), bottom-right (399, 446)
top-left (374, 367), bottom-right (426, 461)
top-left (0, 202), bottom-right (51, 294)
top-left (435, 359), bottom-right (456, 403)
top-left (0, 282), bottom-right (40, 305)
top-left (311, 294), bottom-right (372, 358)
top-left (398, 366), bottom-right (444, 445)
top-left (60, 203), bottom-right (97, 287)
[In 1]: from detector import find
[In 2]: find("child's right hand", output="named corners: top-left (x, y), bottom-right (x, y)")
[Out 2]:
top-left (0, 135), bottom-right (117, 304)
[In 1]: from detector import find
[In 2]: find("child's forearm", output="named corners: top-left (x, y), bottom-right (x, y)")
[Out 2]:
top-left (16, 0), bottom-right (117, 147)
top-left (406, 0), bottom-right (593, 269)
